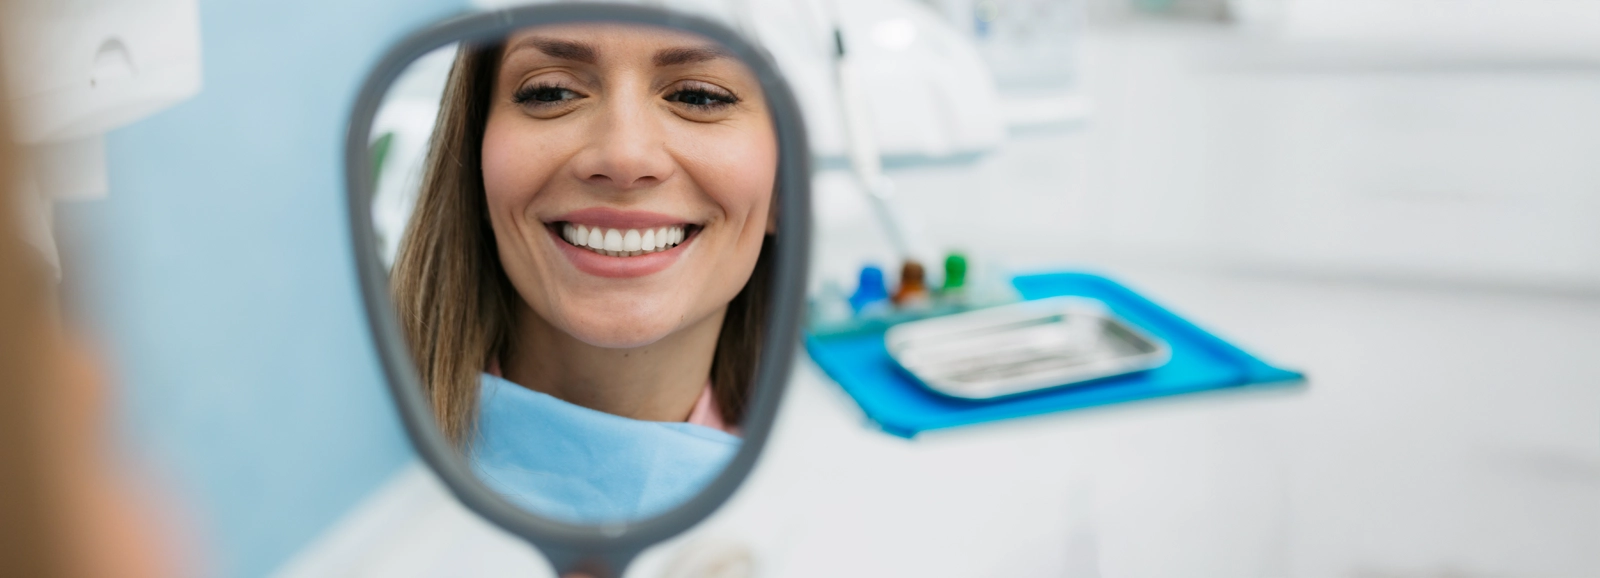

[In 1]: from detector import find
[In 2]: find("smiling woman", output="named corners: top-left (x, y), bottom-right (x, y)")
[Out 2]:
top-left (387, 22), bottom-right (777, 523)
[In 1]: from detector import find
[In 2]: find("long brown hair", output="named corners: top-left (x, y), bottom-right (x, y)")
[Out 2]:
top-left (391, 42), bottom-right (772, 446)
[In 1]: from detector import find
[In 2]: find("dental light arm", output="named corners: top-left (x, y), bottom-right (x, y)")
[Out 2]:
top-left (830, 26), bottom-right (914, 260)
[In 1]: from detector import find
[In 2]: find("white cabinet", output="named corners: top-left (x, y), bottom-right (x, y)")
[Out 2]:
top-left (1077, 25), bottom-right (1600, 291)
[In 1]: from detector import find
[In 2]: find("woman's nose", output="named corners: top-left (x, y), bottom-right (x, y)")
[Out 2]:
top-left (569, 102), bottom-right (676, 191)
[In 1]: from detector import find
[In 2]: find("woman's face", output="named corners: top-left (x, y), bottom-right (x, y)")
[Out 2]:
top-left (482, 25), bottom-right (777, 348)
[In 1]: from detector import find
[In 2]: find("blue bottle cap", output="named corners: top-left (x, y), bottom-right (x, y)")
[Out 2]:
top-left (849, 265), bottom-right (889, 313)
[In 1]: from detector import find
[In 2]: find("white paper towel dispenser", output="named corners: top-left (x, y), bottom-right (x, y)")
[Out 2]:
top-left (2, 0), bottom-right (203, 201)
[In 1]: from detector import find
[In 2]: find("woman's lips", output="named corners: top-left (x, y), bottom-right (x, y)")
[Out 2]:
top-left (546, 221), bottom-right (699, 278)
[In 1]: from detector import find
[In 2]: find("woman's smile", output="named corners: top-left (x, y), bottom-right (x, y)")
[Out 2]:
top-left (557, 223), bottom-right (691, 257)
top-left (543, 207), bottom-right (704, 278)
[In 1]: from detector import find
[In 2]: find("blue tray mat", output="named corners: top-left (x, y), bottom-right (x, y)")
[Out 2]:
top-left (804, 272), bottom-right (1305, 438)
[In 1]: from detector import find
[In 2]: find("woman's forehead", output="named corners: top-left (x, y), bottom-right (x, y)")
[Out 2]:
top-left (501, 23), bottom-right (732, 67)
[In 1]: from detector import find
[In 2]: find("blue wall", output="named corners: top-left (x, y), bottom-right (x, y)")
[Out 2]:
top-left (60, 1), bottom-right (466, 576)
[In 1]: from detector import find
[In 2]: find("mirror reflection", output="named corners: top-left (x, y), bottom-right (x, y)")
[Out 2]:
top-left (367, 22), bottom-right (776, 524)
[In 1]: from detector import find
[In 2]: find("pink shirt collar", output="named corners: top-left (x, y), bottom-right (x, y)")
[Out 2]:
top-left (685, 382), bottom-right (738, 435)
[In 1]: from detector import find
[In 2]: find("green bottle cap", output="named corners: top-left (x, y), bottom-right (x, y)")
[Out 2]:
top-left (942, 253), bottom-right (967, 290)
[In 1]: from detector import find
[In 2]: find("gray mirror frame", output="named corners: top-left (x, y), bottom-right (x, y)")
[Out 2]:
top-left (343, 4), bottom-right (811, 576)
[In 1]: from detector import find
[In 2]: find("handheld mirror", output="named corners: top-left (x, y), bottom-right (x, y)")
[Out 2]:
top-left (344, 5), bottom-right (809, 576)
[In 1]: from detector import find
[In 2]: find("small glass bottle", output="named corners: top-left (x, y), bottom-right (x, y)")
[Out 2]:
top-left (892, 260), bottom-right (932, 309)
top-left (849, 265), bottom-right (891, 316)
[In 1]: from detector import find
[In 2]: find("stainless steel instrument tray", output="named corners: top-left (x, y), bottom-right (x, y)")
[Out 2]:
top-left (884, 296), bottom-right (1172, 399)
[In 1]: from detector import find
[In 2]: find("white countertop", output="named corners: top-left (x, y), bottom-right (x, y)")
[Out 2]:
top-left (694, 267), bottom-right (1600, 578)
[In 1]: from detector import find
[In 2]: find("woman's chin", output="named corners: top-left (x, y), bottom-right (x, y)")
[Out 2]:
top-left (540, 286), bottom-right (715, 348)
top-left (559, 317), bottom-right (683, 350)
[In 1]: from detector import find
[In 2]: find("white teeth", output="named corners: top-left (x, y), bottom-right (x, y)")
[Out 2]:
top-left (562, 224), bottom-right (689, 257)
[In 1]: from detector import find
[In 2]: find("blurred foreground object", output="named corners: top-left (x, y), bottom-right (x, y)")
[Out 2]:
top-left (0, 54), bottom-right (191, 578)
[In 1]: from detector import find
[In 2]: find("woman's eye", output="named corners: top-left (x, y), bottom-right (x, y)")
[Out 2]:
top-left (666, 88), bottom-right (737, 110)
top-left (513, 85), bottom-right (580, 106)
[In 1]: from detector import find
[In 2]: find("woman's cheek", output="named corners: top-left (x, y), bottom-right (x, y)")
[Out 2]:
top-left (707, 133), bottom-right (778, 221)
top-left (480, 125), bottom-right (520, 206)
top-left (481, 116), bottom-right (565, 207)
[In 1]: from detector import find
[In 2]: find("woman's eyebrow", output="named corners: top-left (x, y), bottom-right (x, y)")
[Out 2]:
top-left (507, 37), bottom-right (597, 64)
top-left (653, 45), bottom-right (731, 67)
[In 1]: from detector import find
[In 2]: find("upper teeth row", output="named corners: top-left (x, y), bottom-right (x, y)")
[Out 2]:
top-left (562, 224), bottom-right (685, 256)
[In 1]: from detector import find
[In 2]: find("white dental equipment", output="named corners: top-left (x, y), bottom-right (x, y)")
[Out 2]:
top-left (1, 0), bottom-right (203, 270)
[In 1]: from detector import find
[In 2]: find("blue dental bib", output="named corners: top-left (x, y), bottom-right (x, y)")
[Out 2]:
top-left (468, 373), bottom-right (740, 523)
